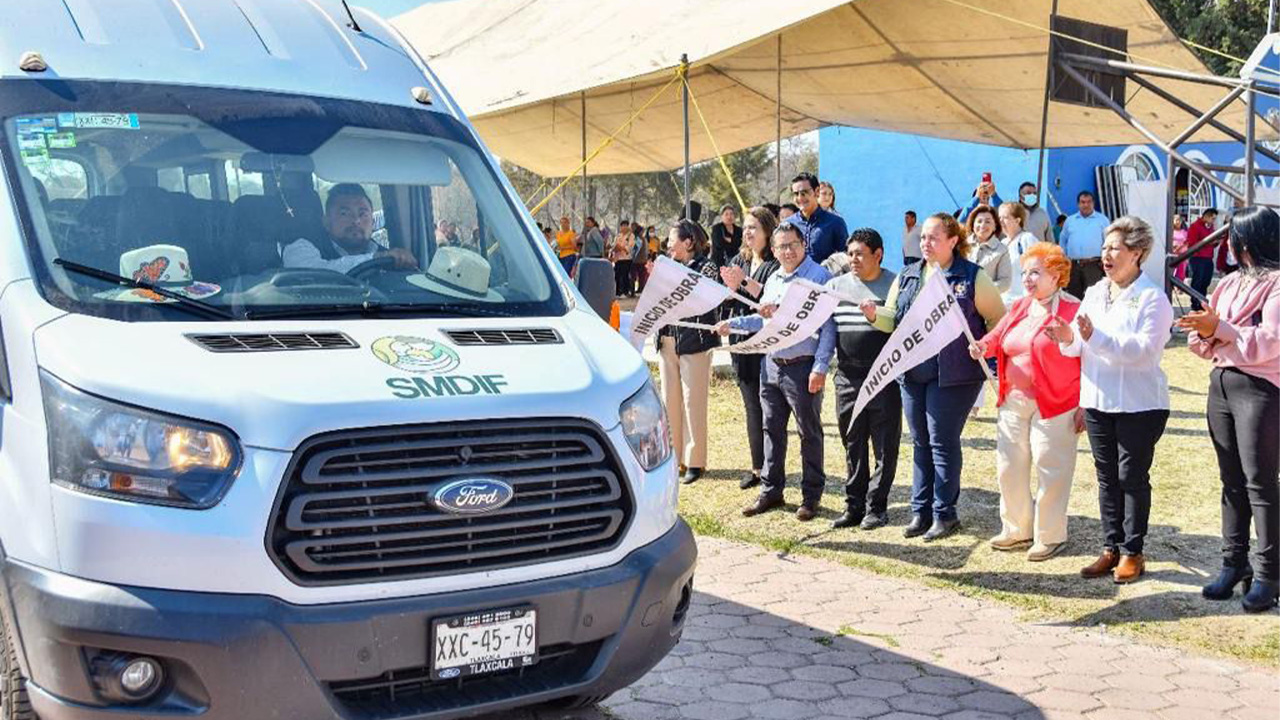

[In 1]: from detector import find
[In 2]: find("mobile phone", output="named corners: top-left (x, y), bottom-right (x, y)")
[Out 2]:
top-left (981, 172), bottom-right (992, 184)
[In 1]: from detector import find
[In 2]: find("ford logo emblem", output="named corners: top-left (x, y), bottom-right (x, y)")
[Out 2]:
top-left (438, 667), bottom-right (461, 679)
top-left (431, 478), bottom-right (515, 515)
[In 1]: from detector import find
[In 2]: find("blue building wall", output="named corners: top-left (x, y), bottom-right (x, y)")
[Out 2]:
top-left (818, 127), bottom-right (1044, 272)
top-left (819, 126), bottom-right (1276, 272)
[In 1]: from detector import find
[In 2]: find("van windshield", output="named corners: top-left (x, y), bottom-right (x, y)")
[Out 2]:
top-left (2, 81), bottom-right (565, 321)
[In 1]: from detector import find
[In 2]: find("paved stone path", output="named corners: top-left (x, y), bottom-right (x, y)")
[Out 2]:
top-left (489, 536), bottom-right (1279, 720)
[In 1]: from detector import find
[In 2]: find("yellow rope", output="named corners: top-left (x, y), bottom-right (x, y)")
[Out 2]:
top-left (682, 72), bottom-right (749, 215)
top-left (529, 70), bottom-right (683, 216)
top-left (1179, 37), bottom-right (1280, 79)
top-left (521, 178), bottom-right (549, 208)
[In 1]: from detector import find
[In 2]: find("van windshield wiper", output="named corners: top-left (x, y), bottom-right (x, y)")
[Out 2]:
top-left (53, 259), bottom-right (237, 321)
top-left (244, 302), bottom-right (519, 320)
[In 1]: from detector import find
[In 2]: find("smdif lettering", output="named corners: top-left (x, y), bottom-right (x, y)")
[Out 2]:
top-left (387, 374), bottom-right (510, 399)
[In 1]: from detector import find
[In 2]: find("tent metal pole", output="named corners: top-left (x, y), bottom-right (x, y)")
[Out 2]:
top-left (776, 35), bottom-right (782, 201)
top-left (681, 54), bottom-right (691, 220)
top-left (1164, 84), bottom-right (1249, 149)
top-left (1245, 80), bottom-right (1257, 206)
top-left (1130, 77), bottom-right (1280, 164)
top-left (1034, 0), bottom-right (1058, 199)
top-left (1060, 53), bottom-right (1247, 89)
top-left (580, 92), bottom-right (589, 221)
top-left (1163, 153), bottom-right (1176, 298)
top-left (1057, 60), bottom-right (1247, 203)
top-left (1270, 0), bottom-right (1277, 33)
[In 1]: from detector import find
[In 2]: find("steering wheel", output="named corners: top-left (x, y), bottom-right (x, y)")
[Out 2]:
top-left (347, 255), bottom-right (398, 280)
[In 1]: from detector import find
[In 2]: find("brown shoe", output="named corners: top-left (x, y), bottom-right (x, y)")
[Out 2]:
top-left (742, 496), bottom-right (784, 518)
top-left (1113, 554), bottom-right (1145, 584)
top-left (795, 505), bottom-right (818, 522)
top-left (1080, 549), bottom-right (1120, 578)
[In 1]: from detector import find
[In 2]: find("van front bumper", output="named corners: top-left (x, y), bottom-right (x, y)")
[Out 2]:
top-left (3, 521), bottom-right (696, 720)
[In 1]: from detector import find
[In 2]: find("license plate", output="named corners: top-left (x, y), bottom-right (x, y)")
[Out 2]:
top-left (431, 607), bottom-right (538, 680)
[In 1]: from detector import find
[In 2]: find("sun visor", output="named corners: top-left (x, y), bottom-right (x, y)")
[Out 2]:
top-left (311, 132), bottom-right (453, 186)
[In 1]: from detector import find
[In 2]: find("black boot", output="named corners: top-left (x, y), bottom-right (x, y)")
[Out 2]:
top-left (903, 514), bottom-right (932, 538)
top-left (1242, 579), bottom-right (1279, 613)
top-left (832, 509), bottom-right (864, 529)
top-left (1202, 565), bottom-right (1253, 601)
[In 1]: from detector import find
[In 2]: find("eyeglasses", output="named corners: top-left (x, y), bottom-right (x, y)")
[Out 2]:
top-left (773, 241), bottom-right (803, 252)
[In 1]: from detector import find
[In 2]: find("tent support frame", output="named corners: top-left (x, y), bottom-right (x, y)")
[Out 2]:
top-left (1055, 46), bottom-right (1274, 306)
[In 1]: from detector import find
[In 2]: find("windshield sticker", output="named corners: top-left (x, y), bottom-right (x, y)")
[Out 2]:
top-left (16, 117), bottom-right (58, 134)
top-left (17, 133), bottom-right (46, 151)
top-left (19, 147), bottom-right (50, 167)
top-left (371, 336), bottom-right (509, 400)
top-left (47, 132), bottom-right (76, 149)
top-left (68, 113), bottom-right (140, 130)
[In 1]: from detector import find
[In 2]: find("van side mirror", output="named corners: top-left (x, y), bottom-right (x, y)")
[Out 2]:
top-left (574, 258), bottom-right (615, 321)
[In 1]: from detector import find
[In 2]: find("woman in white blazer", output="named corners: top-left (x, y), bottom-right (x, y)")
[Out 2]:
top-left (1046, 216), bottom-right (1174, 585)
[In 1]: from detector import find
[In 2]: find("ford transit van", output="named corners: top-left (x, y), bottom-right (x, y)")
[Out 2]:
top-left (0, 2), bottom-right (694, 718)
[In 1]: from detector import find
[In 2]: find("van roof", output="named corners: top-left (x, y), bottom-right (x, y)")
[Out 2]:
top-left (0, 0), bottom-right (444, 112)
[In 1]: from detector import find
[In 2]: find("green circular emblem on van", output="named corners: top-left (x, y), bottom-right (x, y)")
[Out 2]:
top-left (371, 336), bottom-right (460, 375)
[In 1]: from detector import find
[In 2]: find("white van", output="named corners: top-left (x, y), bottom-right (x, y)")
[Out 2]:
top-left (0, 2), bottom-right (694, 718)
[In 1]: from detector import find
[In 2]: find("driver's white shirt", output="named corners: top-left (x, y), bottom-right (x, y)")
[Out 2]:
top-left (281, 237), bottom-right (379, 274)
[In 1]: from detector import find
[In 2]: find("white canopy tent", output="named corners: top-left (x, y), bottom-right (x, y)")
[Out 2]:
top-left (394, 0), bottom-right (1256, 177)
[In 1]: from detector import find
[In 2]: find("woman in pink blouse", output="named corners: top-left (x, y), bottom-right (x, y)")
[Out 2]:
top-left (1178, 206), bottom-right (1280, 613)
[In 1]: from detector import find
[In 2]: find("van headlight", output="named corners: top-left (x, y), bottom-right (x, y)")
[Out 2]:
top-left (41, 371), bottom-right (242, 509)
top-left (619, 381), bottom-right (671, 471)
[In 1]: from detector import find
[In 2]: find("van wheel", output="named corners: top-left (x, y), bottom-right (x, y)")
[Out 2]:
top-left (0, 615), bottom-right (35, 720)
top-left (547, 693), bottom-right (612, 710)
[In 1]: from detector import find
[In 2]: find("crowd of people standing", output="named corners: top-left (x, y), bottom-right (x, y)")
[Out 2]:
top-left (586, 170), bottom-right (1277, 614)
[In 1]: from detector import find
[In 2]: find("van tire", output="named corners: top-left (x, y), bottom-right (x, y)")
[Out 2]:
top-left (547, 693), bottom-right (611, 710)
top-left (0, 614), bottom-right (35, 720)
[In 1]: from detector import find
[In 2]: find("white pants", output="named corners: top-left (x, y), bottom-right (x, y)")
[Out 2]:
top-left (996, 390), bottom-right (1078, 545)
top-left (658, 337), bottom-right (712, 468)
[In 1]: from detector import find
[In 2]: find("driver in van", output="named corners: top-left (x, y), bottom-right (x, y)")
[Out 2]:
top-left (281, 183), bottom-right (417, 272)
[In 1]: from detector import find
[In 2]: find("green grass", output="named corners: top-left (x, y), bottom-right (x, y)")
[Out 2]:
top-left (676, 339), bottom-right (1280, 666)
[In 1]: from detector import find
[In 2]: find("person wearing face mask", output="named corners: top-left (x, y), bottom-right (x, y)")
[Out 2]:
top-left (1018, 182), bottom-right (1055, 244)
top-left (1046, 216), bottom-right (1173, 584)
top-left (861, 213), bottom-right (1006, 541)
top-left (968, 205), bottom-right (1013, 294)
top-left (971, 243), bottom-right (1083, 561)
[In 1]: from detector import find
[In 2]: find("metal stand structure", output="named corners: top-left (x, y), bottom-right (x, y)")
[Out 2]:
top-left (1050, 17), bottom-right (1279, 305)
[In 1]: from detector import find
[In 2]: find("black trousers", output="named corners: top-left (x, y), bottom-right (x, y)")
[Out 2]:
top-left (735, 355), bottom-right (765, 471)
top-left (835, 365), bottom-right (902, 515)
top-left (614, 259), bottom-right (634, 296)
top-left (1208, 367), bottom-right (1280, 581)
top-left (760, 357), bottom-right (826, 506)
top-left (1084, 408), bottom-right (1169, 555)
top-left (1067, 258), bottom-right (1104, 300)
top-left (1188, 257), bottom-right (1215, 311)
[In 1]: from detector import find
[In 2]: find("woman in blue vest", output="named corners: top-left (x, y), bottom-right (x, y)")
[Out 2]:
top-left (862, 212), bottom-right (1006, 540)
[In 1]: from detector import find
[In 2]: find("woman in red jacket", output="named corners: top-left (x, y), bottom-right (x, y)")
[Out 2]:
top-left (971, 242), bottom-right (1084, 561)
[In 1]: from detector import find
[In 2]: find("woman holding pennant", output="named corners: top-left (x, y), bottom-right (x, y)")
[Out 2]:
top-left (860, 213), bottom-right (1006, 541)
top-left (970, 243), bottom-right (1083, 561)
top-left (720, 207), bottom-right (781, 490)
top-left (657, 220), bottom-right (723, 485)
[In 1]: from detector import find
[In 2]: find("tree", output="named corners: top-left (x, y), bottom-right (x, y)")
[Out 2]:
top-left (1147, 0), bottom-right (1271, 76)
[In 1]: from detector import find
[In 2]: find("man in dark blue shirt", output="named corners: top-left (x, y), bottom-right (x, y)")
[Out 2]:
top-left (782, 172), bottom-right (847, 264)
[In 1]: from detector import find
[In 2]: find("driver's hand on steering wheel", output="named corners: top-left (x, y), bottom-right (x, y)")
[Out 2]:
top-left (377, 248), bottom-right (418, 270)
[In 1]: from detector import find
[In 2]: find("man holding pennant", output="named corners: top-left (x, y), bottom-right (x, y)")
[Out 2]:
top-left (628, 253), bottom-right (733, 351)
top-left (716, 224), bottom-right (837, 522)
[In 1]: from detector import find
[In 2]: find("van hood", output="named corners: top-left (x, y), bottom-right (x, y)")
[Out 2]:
top-left (33, 310), bottom-right (648, 451)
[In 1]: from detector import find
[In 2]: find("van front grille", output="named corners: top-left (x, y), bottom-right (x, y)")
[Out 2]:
top-left (267, 419), bottom-right (633, 585)
top-left (187, 332), bottom-right (357, 352)
top-left (442, 328), bottom-right (562, 346)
